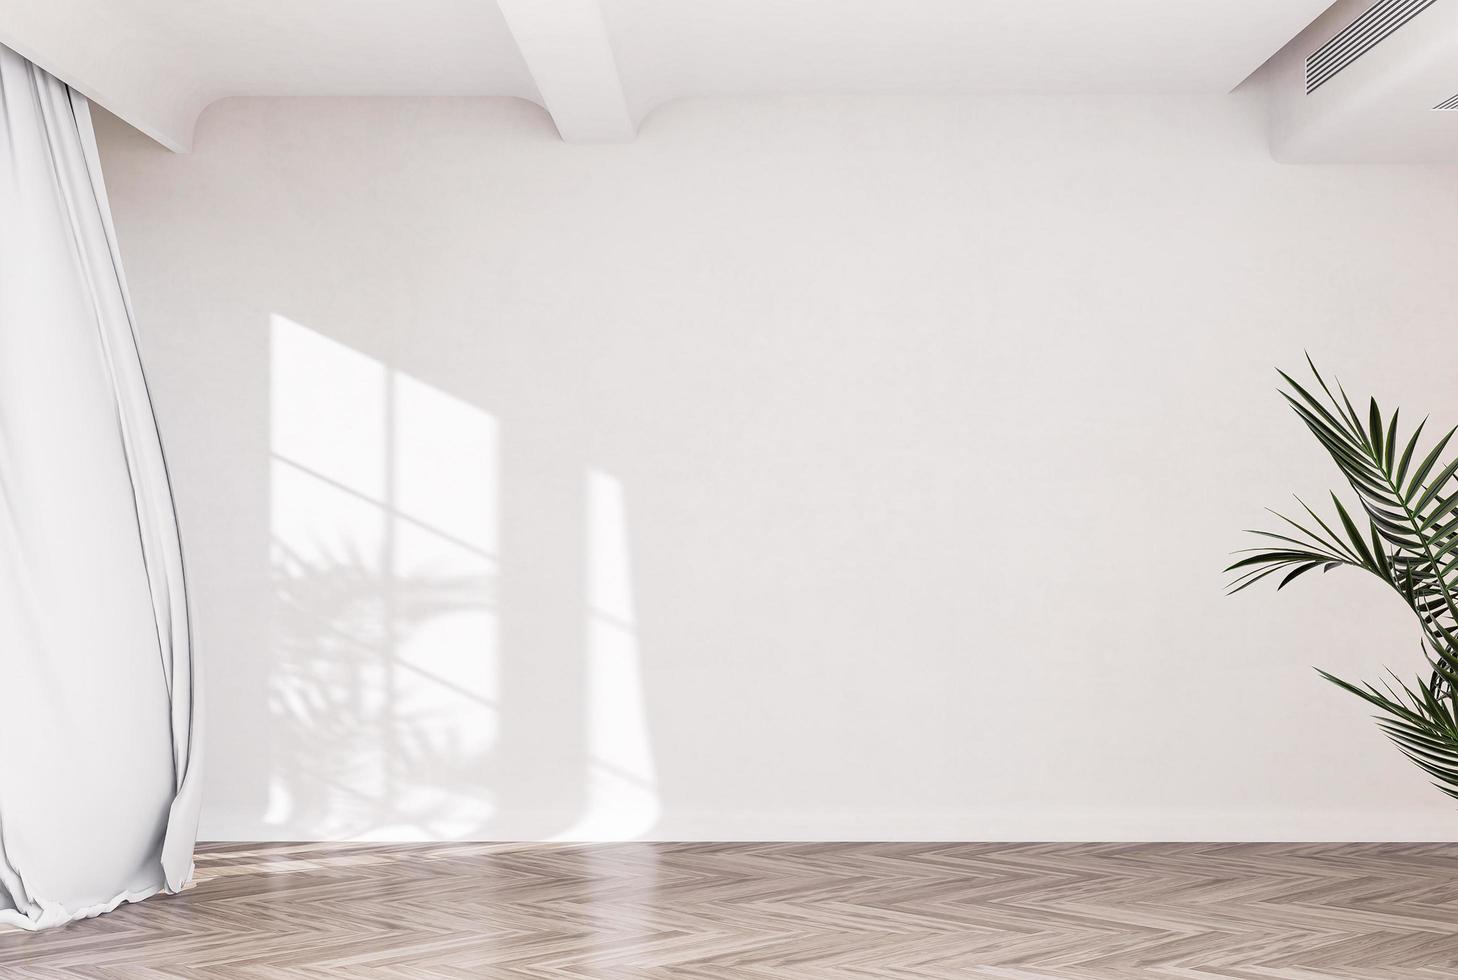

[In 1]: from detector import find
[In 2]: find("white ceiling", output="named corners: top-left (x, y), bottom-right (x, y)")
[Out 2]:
top-left (605, 0), bottom-right (1335, 118)
top-left (0, 0), bottom-right (1335, 149)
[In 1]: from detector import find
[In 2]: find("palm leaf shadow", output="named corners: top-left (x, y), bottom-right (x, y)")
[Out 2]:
top-left (269, 536), bottom-right (500, 834)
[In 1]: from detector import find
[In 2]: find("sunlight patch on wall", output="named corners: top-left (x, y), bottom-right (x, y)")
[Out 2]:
top-left (268, 314), bottom-right (498, 839)
top-left (554, 469), bottom-right (661, 840)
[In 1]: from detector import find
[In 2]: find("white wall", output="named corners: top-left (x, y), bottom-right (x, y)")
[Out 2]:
top-left (94, 93), bottom-right (1458, 842)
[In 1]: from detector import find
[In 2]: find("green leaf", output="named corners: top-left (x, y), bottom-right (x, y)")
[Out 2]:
top-left (1293, 497), bottom-right (1361, 561)
top-left (1370, 527), bottom-right (1392, 582)
top-left (1385, 408), bottom-right (1400, 474)
top-left (1330, 494), bottom-right (1377, 568)
top-left (1404, 427), bottom-right (1458, 502)
top-left (1413, 455), bottom-right (1458, 514)
top-left (1370, 398), bottom-right (1385, 464)
top-left (1395, 418), bottom-right (1428, 488)
top-left (1281, 367), bottom-right (1360, 443)
top-left (1277, 562), bottom-right (1322, 590)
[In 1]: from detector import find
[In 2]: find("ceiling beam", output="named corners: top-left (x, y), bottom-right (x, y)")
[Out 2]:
top-left (0, 15), bottom-right (198, 151)
top-left (496, 0), bottom-right (636, 143)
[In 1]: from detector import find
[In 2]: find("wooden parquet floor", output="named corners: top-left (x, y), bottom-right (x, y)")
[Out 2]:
top-left (3, 842), bottom-right (1458, 978)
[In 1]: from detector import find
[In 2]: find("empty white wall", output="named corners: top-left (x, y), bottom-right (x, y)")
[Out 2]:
top-left (94, 93), bottom-right (1458, 841)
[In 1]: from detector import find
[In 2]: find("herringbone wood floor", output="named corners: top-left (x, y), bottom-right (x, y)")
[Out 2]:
top-left (3, 843), bottom-right (1458, 978)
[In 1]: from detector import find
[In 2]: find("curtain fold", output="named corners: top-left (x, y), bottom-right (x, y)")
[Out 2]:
top-left (0, 44), bottom-right (200, 931)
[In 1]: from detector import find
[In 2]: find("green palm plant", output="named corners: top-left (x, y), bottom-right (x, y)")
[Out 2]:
top-left (1230, 357), bottom-right (1458, 799)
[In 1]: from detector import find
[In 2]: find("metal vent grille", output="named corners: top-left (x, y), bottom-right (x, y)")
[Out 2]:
top-left (1306, 0), bottom-right (1438, 93)
top-left (1435, 93), bottom-right (1458, 109)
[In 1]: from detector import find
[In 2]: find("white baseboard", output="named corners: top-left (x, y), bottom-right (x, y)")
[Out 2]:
top-left (199, 807), bottom-right (1458, 843)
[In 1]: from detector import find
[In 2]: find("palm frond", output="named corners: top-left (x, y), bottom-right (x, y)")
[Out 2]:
top-left (1231, 358), bottom-right (1458, 801)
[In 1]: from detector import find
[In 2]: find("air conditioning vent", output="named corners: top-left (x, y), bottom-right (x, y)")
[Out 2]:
top-left (1435, 93), bottom-right (1458, 109)
top-left (1306, 0), bottom-right (1438, 93)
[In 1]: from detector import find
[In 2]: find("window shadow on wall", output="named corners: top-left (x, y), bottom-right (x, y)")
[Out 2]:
top-left (265, 313), bottom-right (659, 840)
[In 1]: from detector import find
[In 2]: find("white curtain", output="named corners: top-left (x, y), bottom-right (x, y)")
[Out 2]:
top-left (0, 44), bottom-right (200, 930)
